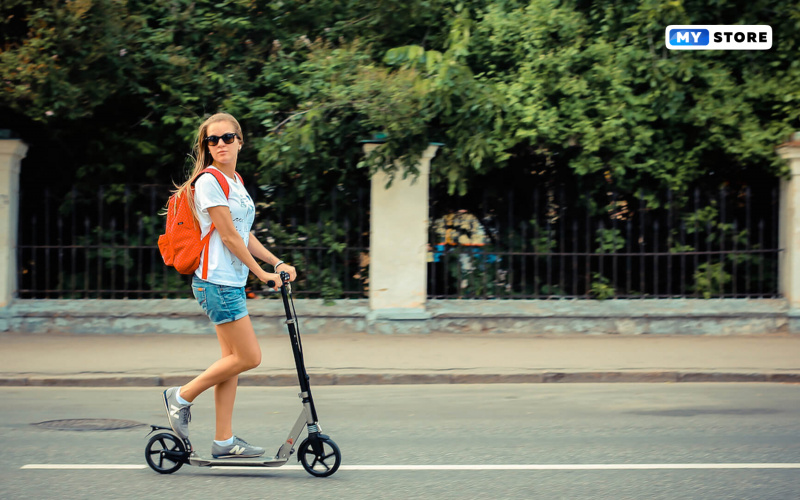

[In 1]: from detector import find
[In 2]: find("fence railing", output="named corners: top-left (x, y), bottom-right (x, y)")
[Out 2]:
top-left (428, 184), bottom-right (781, 299)
top-left (16, 184), bottom-right (370, 299)
top-left (18, 181), bottom-right (781, 300)
top-left (256, 185), bottom-right (370, 299)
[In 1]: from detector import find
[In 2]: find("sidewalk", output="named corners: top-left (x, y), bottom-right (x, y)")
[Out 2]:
top-left (1, 332), bottom-right (799, 387)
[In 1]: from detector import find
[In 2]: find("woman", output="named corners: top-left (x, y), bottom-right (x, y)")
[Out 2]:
top-left (163, 112), bottom-right (297, 459)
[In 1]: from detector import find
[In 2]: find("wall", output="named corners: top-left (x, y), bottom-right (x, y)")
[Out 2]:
top-left (0, 297), bottom-right (788, 336)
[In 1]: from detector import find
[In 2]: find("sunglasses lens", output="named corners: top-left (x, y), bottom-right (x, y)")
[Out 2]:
top-left (205, 133), bottom-right (238, 147)
top-left (203, 132), bottom-right (239, 146)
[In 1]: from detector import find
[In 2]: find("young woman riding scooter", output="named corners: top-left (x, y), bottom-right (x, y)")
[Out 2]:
top-left (162, 112), bottom-right (297, 459)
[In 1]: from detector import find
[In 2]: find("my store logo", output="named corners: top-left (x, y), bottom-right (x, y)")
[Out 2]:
top-left (665, 25), bottom-right (772, 50)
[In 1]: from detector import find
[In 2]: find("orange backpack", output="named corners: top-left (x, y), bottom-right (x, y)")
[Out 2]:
top-left (158, 168), bottom-right (244, 280)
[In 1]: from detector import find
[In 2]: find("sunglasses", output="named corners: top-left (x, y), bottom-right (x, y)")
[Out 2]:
top-left (204, 132), bottom-right (240, 146)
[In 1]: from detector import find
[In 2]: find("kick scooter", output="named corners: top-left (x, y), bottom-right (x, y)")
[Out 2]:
top-left (144, 271), bottom-right (341, 477)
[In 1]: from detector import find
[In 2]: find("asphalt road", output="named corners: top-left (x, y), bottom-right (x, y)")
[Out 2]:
top-left (1, 384), bottom-right (799, 499)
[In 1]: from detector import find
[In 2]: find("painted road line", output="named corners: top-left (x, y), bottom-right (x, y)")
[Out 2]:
top-left (339, 464), bottom-right (800, 470)
top-left (22, 464), bottom-right (148, 470)
top-left (21, 463), bottom-right (800, 471)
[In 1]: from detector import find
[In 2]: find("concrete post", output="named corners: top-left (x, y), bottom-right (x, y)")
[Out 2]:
top-left (364, 142), bottom-right (440, 323)
top-left (0, 139), bottom-right (28, 308)
top-left (778, 133), bottom-right (800, 323)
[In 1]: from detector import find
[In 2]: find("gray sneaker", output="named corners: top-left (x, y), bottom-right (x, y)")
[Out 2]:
top-left (212, 436), bottom-right (266, 459)
top-left (162, 387), bottom-right (192, 440)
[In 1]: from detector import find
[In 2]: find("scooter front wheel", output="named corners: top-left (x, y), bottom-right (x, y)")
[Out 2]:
top-left (298, 435), bottom-right (341, 477)
top-left (145, 432), bottom-right (185, 474)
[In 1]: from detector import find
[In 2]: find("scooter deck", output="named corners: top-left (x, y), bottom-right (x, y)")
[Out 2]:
top-left (189, 454), bottom-right (289, 468)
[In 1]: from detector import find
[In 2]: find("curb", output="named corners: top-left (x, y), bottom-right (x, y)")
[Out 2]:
top-left (1, 371), bottom-right (799, 387)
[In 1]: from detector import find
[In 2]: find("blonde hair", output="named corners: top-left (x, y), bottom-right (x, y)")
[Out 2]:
top-left (172, 113), bottom-right (244, 225)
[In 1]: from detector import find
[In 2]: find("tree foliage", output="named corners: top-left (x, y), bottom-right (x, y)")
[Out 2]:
top-left (1, 0), bottom-right (798, 202)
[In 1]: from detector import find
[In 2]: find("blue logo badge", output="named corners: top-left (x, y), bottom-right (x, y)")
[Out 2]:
top-left (669, 29), bottom-right (709, 46)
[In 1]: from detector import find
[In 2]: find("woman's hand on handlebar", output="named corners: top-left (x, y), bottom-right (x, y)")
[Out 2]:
top-left (276, 263), bottom-right (297, 282)
top-left (257, 270), bottom-right (282, 290)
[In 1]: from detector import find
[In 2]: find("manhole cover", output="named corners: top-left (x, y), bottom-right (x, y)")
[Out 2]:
top-left (32, 419), bottom-right (146, 431)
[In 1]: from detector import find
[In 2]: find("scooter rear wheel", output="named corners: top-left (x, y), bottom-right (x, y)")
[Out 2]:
top-left (298, 435), bottom-right (341, 477)
top-left (145, 432), bottom-right (185, 474)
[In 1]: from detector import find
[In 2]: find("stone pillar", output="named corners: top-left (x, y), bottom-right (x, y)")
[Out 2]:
top-left (778, 133), bottom-right (800, 323)
top-left (363, 142), bottom-right (440, 325)
top-left (0, 139), bottom-right (28, 308)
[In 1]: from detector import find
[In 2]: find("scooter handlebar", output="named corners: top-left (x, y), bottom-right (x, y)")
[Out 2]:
top-left (266, 271), bottom-right (292, 290)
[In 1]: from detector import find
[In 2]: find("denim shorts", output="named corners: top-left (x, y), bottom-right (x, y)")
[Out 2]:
top-left (191, 276), bottom-right (249, 325)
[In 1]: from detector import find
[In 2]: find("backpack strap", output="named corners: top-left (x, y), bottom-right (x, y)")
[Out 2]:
top-left (193, 167), bottom-right (232, 197)
top-left (192, 167), bottom-right (242, 280)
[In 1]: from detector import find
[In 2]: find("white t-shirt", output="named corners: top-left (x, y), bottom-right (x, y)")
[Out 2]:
top-left (193, 167), bottom-right (255, 287)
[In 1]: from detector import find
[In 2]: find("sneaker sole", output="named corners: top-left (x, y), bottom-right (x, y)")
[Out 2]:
top-left (162, 390), bottom-right (188, 440)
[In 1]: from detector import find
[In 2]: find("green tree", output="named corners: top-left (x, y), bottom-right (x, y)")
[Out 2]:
top-left (3, 0), bottom-right (797, 198)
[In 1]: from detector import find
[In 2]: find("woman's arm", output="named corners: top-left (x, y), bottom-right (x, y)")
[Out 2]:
top-left (248, 233), bottom-right (297, 282)
top-left (206, 206), bottom-right (281, 288)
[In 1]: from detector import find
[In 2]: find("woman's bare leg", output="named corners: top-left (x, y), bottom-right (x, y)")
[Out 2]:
top-left (213, 329), bottom-right (238, 441)
top-left (178, 315), bottom-right (261, 440)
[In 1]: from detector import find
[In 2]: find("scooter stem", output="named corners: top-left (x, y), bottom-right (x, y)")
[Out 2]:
top-left (278, 272), bottom-right (319, 424)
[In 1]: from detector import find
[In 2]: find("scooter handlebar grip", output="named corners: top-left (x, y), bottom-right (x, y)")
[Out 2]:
top-left (266, 280), bottom-right (276, 288)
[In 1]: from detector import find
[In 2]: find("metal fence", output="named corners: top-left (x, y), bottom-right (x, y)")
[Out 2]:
top-left (428, 183), bottom-right (781, 299)
top-left (16, 183), bottom-right (370, 299)
top-left (18, 180), bottom-right (782, 300)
